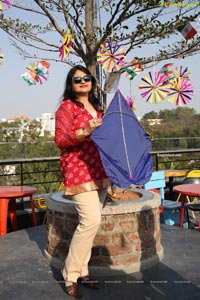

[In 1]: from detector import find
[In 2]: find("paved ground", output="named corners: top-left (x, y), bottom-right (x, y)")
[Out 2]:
top-left (0, 224), bottom-right (200, 300)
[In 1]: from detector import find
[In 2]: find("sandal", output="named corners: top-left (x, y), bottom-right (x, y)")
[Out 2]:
top-left (60, 270), bottom-right (82, 297)
top-left (64, 282), bottom-right (82, 297)
top-left (78, 275), bottom-right (100, 289)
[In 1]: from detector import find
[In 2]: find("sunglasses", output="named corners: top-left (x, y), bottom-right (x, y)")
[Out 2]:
top-left (72, 75), bottom-right (92, 84)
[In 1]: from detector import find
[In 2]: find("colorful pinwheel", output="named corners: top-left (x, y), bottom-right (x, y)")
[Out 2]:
top-left (173, 66), bottom-right (191, 80)
top-left (139, 71), bottom-right (171, 104)
top-left (97, 41), bottom-right (126, 72)
top-left (0, 50), bottom-right (4, 66)
top-left (167, 77), bottom-right (194, 106)
top-left (0, 0), bottom-right (12, 10)
top-left (139, 65), bottom-right (194, 107)
top-left (59, 30), bottom-right (73, 60)
top-left (21, 60), bottom-right (50, 86)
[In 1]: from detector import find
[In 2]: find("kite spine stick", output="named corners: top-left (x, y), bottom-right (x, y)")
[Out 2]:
top-left (118, 92), bottom-right (133, 180)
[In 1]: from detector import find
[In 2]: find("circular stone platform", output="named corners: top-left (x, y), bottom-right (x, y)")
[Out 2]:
top-left (44, 188), bottom-right (163, 275)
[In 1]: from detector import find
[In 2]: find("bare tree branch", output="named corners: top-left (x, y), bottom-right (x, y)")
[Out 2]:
top-left (0, 0), bottom-right (200, 104)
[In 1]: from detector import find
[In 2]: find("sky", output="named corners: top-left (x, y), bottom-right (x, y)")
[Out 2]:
top-left (0, 2), bottom-right (200, 120)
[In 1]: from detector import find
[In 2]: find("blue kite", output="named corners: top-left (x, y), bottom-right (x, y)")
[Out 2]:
top-left (91, 89), bottom-right (153, 188)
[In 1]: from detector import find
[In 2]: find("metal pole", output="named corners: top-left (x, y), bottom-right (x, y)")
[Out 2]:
top-left (92, 0), bottom-right (103, 103)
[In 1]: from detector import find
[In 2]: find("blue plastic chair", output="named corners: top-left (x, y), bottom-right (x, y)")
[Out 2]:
top-left (144, 171), bottom-right (182, 209)
top-left (144, 171), bottom-right (188, 227)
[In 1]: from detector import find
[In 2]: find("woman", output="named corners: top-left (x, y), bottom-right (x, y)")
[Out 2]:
top-left (55, 65), bottom-right (111, 297)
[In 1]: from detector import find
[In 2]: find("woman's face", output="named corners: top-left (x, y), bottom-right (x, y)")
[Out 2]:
top-left (72, 70), bottom-right (92, 96)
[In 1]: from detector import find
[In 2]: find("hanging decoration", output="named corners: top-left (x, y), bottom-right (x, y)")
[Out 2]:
top-left (121, 60), bottom-right (143, 110)
top-left (0, 50), bottom-right (4, 66)
top-left (59, 30), bottom-right (73, 60)
top-left (161, 1), bottom-right (170, 9)
top-left (126, 96), bottom-right (136, 112)
top-left (160, 63), bottom-right (174, 76)
top-left (167, 77), bottom-right (194, 106)
top-left (129, 60), bottom-right (144, 72)
top-left (97, 41), bottom-right (126, 72)
top-left (139, 71), bottom-right (171, 104)
top-left (123, 68), bottom-right (137, 80)
top-left (159, 63), bottom-right (175, 82)
top-left (121, 60), bottom-right (144, 80)
top-left (177, 22), bottom-right (197, 40)
top-left (0, 0), bottom-right (12, 10)
top-left (173, 66), bottom-right (191, 80)
top-left (21, 60), bottom-right (50, 86)
top-left (139, 64), bottom-right (194, 107)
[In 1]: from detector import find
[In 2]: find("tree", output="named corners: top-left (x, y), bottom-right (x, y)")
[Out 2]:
top-left (142, 111), bottom-right (159, 120)
top-left (1, 0), bottom-right (200, 104)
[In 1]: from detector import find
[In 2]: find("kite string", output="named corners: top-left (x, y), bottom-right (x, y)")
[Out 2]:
top-left (117, 92), bottom-right (133, 179)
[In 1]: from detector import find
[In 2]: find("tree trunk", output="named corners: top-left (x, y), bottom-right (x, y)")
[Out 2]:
top-left (85, 0), bottom-right (97, 77)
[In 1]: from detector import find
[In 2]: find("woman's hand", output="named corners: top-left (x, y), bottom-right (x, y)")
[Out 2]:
top-left (83, 118), bottom-right (103, 136)
top-left (146, 131), bottom-right (154, 142)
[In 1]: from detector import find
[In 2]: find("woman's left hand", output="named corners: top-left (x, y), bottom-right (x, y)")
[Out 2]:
top-left (90, 118), bottom-right (102, 129)
top-left (84, 118), bottom-right (103, 136)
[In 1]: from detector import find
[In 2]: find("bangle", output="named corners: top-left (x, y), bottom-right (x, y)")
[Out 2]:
top-left (75, 129), bottom-right (85, 141)
top-left (75, 128), bottom-right (89, 141)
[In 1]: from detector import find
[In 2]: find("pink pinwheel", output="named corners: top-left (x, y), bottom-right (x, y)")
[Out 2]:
top-left (97, 41), bottom-right (126, 72)
top-left (126, 96), bottom-right (136, 111)
top-left (5, 0), bottom-right (12, 7)
top-left (167, 77), bottom-right (194, 106)
top-left (0, 0), bottom-right (12, 10)
top-left (139, 71), bottom-right (171, 104)
top-left (59, 30), bottom-right (73, 60)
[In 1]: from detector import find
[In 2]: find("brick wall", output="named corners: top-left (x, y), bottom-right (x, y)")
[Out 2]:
top-left (46, 206), bottom-right (162, 270)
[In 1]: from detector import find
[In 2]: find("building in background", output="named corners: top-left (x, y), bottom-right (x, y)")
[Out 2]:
top-left (39, 113), bottom-right (55, 136)
top-left (0, 113), bottom-right (55, 139)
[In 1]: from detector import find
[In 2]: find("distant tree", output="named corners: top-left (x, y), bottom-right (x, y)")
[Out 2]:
top-left (159, 107), bottom-right (197, 121)
top-left (174, 107), bottom-right (197, 120)
top-left (0, 118), bottom-right (58, 158)
top-left (21, 119), bottom-right (42, 142)
top-left (0, 119), bottom-right (22, 142)
top-left (142, 111), bottom-right (160, 120)
top-left (0, 0), bottom-right (200, 104)
top-left (159, 109), bottom-right (175, 120)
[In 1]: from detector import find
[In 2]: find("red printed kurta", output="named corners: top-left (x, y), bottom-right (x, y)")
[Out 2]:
top-left (55, 99), bottom-right (111, 195)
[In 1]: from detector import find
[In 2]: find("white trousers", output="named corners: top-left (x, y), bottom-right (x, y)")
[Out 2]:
top-left (62, 188), bottom-right (107, 283)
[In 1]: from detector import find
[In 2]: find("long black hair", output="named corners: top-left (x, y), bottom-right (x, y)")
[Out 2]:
top-left (62, 65), bottom-right (102, 111)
